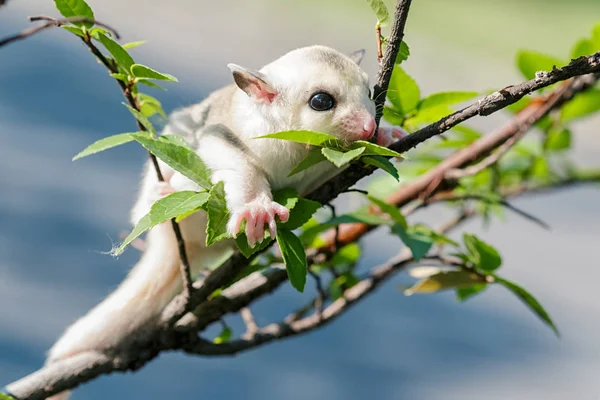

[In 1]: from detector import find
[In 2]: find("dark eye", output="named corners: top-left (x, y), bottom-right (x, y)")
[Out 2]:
top-left (309, 92), bottom-right (335, 111)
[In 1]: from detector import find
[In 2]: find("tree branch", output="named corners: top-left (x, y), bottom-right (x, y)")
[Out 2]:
top-left (0, 16), bottom-right (119, 48)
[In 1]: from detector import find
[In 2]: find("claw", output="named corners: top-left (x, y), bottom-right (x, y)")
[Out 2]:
top-left (227, 195), bottom-right (290, 247)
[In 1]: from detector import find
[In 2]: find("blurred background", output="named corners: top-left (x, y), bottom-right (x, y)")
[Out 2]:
top-left (1, 0), bottom-right (599, 399)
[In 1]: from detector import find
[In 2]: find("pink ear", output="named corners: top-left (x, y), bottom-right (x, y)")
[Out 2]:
top-left (227, 63), bottom-right (277, 104)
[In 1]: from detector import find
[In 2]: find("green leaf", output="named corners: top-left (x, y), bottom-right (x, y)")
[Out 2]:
top-left (256, 130), bottom-right (343, 147)
top-left (109, 73), bottom-right (128, 82)
top-left (404, 270), bottom-right (484, 295)
top-left (235, 233), bottom-right (272, 258)
top-left (206, 181), bottom-right (230, 245)
top-left (321, 147), bottom-right (365, 168)
top-left (284, 198), bottom-right (322, 230)
top-left (0, 393), bottom-right (16, 400)
top-left (456, 284), bottom-right (488, 302)
top-left (383, 106), bottom-right (404, 125)
top-left (138, 79), bottom-right (167, 91)
top-left (561, 89), bottom-right (600, 122)
top-left (213, 325), bottom-right (232, 344)
top-left (367, 0), bottom-right (389, 26)
top-left (73, 132), bottom-right (146, 160)
top-left (123, 103), bottom-right (155, 133)
top-left (362, 155), bottom-right (399, 181)
top-left (516, 50), bottom-right (563, 80)
top-left (132, 134), bottom-right (213, 190)
top-left (395, 41), bottom-right (410, 64)
top-left (158, 134), bottom-right (194, 152)
top-left (404, 105), bottom-right (453, 131)
top-left (138, 93), bottom-right (167, 118)
top-left (97, 33), bottom-right (135, 70)
top-left (545, 128), bottom-right (571, 151)
top-left (61, 25), bottom-right (85, 37)
top-left (277, 229), bottom-right (307, 292)
top-left (288, 147), bottom-right (327, 176)
top-left (391, 223), bottom-right (434, 261)
top-left (273, 188), bottom-right (299, 210)
top-left (368, 195), bottom-right (407, 227)
top-left (329, 272), bottom-right (360, 300)
top-left (131, 64), bottom-right (178, 82)
top-left (54, 0), bottom-right (94, 28)
top-left (530, 157), bottom-right (551, 183)
top-left (331, 243), bottom-right (361, 265)
top-left (463, 233), bottom-right (502, 271)
top-left (123, 40), bottom-right (146, 49)
top-left (387, 66), bottom-right (420, 115)
top-left (495, 277), bottom-right (558, 336)
top-left (350, 140), bottom-right (402, 157)
top-left (418, 91), bottom-right (478, 110)
top-left (114, 191), bottom-right (209, 255)
top-left (88, 28), bottom-right (108, 39)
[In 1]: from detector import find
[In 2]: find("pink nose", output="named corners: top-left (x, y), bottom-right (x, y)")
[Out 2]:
top-left (362, 116), bottom-right (376, 139)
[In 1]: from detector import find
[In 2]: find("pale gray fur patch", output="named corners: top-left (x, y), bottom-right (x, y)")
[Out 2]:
top-left (309, 47), bottom-right (358, 74)
top-left (163, 104), bottom-right (212, 148)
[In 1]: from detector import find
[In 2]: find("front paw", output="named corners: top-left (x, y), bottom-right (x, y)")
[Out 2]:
top-left (227, 195), bottom-right (290, 247)
top-left (377, 126), bottom-right (408, 147)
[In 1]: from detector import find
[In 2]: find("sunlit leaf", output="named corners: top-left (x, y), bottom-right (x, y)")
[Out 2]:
top-left (463, 233), bottom-right (502, 271)
top-left (388, 66), bottom-right (420, 115)
top-left (97, 32), bottom-right (135, 70)
top-left (321, 147), bottom-right (365, 167)
top-left (404, 270), bottom-right (484, 295)
top-left (131, 64), bottom-right (178, 82)
top-left (418, 91), bottom-right (478, 110)
top-left (561, 90), bottom-right (600, 122)
top-left (54, 0), bottom-right (94, 28)
top-left (256, 130), bottom-right (343, 147)
top-left (114, 191), bottom-right (209, 255)
top-left (73, 132), bottom-right (146, 160)
top-left (516, 50), bottom-right (563, 80)
top-left (213, 325), bottom-right (232, 344)
top-left (367, 0), bottom-right (389, 26)
top-left (206, 181), bottom-right (230, 246)
top-left (545, 128), bottom-right (571, 151)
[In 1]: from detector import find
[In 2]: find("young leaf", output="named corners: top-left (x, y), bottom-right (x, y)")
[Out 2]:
top-left (97, 33), bottom-right (135, 71)
top-left (138, 79), bottom-right (167, 91)
top-left (571, 39), bottom-right (595, 59)
top-left (130, 64), bottom-right (178, 82)
top-left (321, 147), bottom-right (365, 167)
top-left (560, 89), bottom-right (600, 122)
top-left (404, 270), bottom-right (484, 295)
top-left (288, 147), bottom-right (327, 176)
top-left (123, 102), bottom-right (156, 133)
top-left (283, 198), bottom-right (322, 230)
top-left (206, 181), bottom-right (230, 246)
top-left (495, 276), bottom-right (559, 336)
top-left (463, 233), bottom-right (502, 271)
top-left (138, 93), bottom-right (167, 118)
top-left (213, 325), bottom-right (232, 344)
top-left (114, 191), bottom-right (209, 255)
top-left (395, 41), bottom-right (410, 64)
top-left (456, 284), bottom-right (488, 302)
top-left (350, 140), bottom-right (402, 157)
top-left (132, 134), bottom-right (213, 190)
top-left (368, 195), bottom-right (407, 227)
top-left (362, 155), bottom-right (399, 181)
top-left (516, 50), bottom-right (563, 80)
top-left (277, 229), bottom-right (307, 292)
top-left (109, 73), bottom-right (128, 82)
top-left (123, 40), bottom-right (146, 49)
top-left (387, 66), bottom-right (420, 115)
top-left (256, 130), bottom-right (343, 147)
top-left (367, 0), bottom-right (389, 26)
top-left (73, 132), bottom-right (146, 160)
top-left (61, 25), bottom-right (85, 37)
top-left (418, 91), bottom-right (478, 110)
top-left (54, 0), bottom-right (94, 28)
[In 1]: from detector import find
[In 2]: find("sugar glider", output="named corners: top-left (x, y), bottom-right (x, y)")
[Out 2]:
top-left (41, 45), bottom-right (404, 400)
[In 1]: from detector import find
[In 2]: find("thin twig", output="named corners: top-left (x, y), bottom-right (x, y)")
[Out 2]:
top-left (372, 0), bottom-right (414, 139)
top-left (309, 270), bottom-right (326, 319)
top-left (240, 308), bottom-right (259, 338)
top-left (0, 16), bottom-right (119, 48)
top-left (77, 30), bottom-right (195, 299)
top-left (375, 23), bottom-right (383, 64)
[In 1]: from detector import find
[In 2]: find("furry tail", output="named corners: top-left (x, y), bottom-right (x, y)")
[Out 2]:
top-left (46, 224), bottom-right (183, 399)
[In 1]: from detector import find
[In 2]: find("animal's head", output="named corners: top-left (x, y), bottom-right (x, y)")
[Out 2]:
top-left (228, 45), bottom-right (376, 142)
